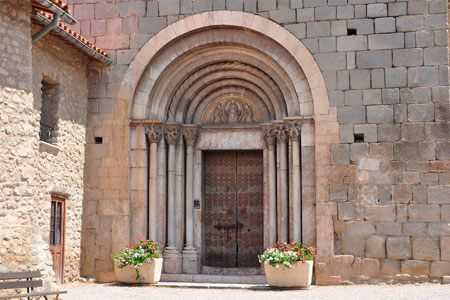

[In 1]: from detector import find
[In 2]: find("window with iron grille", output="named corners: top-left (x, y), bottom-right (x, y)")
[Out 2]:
top-left (39, 77), bottom-right (60, 144)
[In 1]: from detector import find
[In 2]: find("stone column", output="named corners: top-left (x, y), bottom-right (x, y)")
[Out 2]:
top-left (164, 123), bottom-right (182, 273)
top-left (145, 123), bottom-right (163, 241)
top-left (274, 121), bottom-right (289, 243)
top-left (182, 125), bottom-right (200, 273)
top-left (287, 119), bottom-right (302, 243)
top-left (262, 124), bottom-right (277, 245)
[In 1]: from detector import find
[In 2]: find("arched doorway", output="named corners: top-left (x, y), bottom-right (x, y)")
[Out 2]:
top-left (115, 11), bottom-right (336, 275)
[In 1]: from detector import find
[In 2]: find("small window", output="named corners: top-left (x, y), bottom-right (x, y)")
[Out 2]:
top-left (347, 28), bottom-right (357, 36)
top-left (354, 133), bottom-right (365, 143)
top-left (39, 77), bottom-right (60, 144)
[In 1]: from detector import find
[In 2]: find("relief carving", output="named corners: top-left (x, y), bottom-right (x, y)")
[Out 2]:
top-left (164, 124), bottom-right (181, 145)
top-left (145, 125), bottom-right (163, 143)
top-left (204, 98), bottom-right (263, 124)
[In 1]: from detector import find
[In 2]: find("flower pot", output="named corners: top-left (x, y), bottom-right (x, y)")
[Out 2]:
top-left (115, 258), bottom-right (163, 284)
top-left (264, 260), bottom-right (313, 288)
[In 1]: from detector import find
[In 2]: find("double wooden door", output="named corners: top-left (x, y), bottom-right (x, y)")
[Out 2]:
top-left (204, 151), bottom-right (263, 268)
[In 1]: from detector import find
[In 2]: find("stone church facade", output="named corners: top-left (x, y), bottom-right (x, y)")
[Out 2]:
top-left (1, 0), bottom-right (450, 288)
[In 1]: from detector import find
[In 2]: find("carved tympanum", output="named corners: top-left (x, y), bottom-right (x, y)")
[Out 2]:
top-left (203, 97), bottom-right (263, 124)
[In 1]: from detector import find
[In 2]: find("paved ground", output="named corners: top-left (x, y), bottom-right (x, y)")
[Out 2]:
top-left (63, 282), bottom-right (450, 300)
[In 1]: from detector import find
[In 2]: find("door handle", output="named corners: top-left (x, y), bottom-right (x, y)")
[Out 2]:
top-left (214, 223), bottom-right (244, 229)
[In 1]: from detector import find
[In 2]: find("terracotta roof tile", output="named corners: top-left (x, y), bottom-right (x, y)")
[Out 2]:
top-left (32, 8), bottom-right (110, 62)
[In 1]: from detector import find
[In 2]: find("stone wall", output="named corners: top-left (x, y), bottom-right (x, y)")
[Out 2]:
top-left (71, 0), bottom-right (450, 283)
top-left (0, 0), bottom-right (89, 289)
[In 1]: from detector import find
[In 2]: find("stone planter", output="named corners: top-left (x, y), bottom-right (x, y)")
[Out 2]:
top-left (115, 258), bottom-right (163, 284)
top-left (264, 260), bottom-right (313, 288)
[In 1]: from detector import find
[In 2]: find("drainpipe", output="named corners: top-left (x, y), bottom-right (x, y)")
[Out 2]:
top-left (32, 12), bottom-right (59, 42)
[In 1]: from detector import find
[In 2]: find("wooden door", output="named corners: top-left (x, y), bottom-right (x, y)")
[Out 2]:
top-left (204, 151), bottom-right (263, 268)
top-left (49, 195), bottom-right (65, 283)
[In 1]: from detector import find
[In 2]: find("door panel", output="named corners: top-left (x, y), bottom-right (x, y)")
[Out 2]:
top-left (204, 151), bottom-right (263, 268)
top-left (204, 152), bottom-right (237, 267)
top-left (236, 151), bottom-right (264, 268)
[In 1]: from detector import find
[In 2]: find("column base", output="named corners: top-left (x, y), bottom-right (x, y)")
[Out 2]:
top-left (182, 248), bottom-right (201, 274)
top-left (163, 247), bottom-right (182, 274)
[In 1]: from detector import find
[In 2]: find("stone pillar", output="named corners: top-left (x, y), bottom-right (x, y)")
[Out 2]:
top-left (164, 123), bottom-right (182, 273)
top-left (145, 123), bottom-right (163, 241)
top-left (287, 119), bottom-right (302, 243)
top-left (262, 124), bottom-right (277, 245)
top-left (182, 125), bottom-right (200, 273)
top-left (274, 121), bottom-right (289, 243)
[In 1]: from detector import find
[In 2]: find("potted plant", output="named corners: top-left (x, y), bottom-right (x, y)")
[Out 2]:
top-left (258, 241), bottom-right (316, 288)
top-left (113, 239), bottom-right (163, 284)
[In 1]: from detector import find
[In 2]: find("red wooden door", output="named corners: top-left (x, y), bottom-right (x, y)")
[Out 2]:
top-left (49, 195), bottom-right (65, 283)
top-left (204, 151), bottom-right (263, 268)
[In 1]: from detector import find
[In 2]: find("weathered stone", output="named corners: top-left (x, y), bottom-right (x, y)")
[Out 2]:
top-left (378, 124), bottom-right (400, 142)
top-left (360, 258), bottom-right (380, 276)
top-left (338, 106), bottom-right (366, 124)
top-left (430, 261), bottom-right (450, 277)
top-left (413, 237), bottom-right (440, 261)
top-left (392, 184), bottom-right (412, 204)
top-left (346, 221), bottom-right (376, 237)
top-left (382, 88), bottom-right (400, 104)
top-left (367, 3), bottom-right (387, 18)
top-left (408, 205), bottom-right (440, 222)
top-left (366, 235), bottom-right (385, 259)
top-left (381, 259), bottom-right (400, 275)
top-left (428, 223), bottom-right (450, 236)
top-left (367, 105), bottom-right (394, 124)
top-left (345, 90), bottom-right (363, 105)
top-left (403, 223), bottom-right (427, 237)
top-left (340, 234), bottom-right (365, 257)
top-left (307, 21), bottom-right (331, 38)
top-left (394, 141), bottom-right (436, 161)
top-left (385, 68), bottom-right (407, 88)
top-left (357, 50), bottom-right (392, 69)
top-left (368, 33), bottom-right (404, 50)
top-left (331, 144), bottom-right (350, 165)
top-left (375, 17), bottom-right (395, 34)
top-left (338, 203), bottom-right (364, 221)
top-left (396, 15), bottom-right (424, 32)
top-left (401, 260), bottom-right (430, 275)
top-left (441, 237), bottom-right (450, 261)
top-left (337, 36), bottom-right (367, 52)
top-left (428, 186), bottom-right (450, 204)
top-left (376, 222), bottom-right (402, 236)
top-left (365, 205), bottom-right (396, 222)
top-left (330, 184), bottom-right (347, 201)
top-left (408, 66), bottom-right (440, 88)
top-left (401, 123), bottom-right (424, 142)
top-left (386, 237), bottom-right (412, 260)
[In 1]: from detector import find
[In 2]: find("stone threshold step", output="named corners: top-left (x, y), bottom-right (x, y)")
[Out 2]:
top-left (156, 281), bottom-right (270, 290)
top-left (160, 273), bottom-right (266, 284)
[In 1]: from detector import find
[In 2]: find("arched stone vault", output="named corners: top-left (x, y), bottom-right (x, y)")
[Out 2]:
top-left (111, 11), bottom-right (343, 279)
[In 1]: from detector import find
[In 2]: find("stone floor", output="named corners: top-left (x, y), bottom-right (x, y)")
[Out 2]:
top-left (63, 282), bottom-right (450, 300)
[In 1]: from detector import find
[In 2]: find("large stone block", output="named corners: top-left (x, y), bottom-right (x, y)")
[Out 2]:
top-left (297, 8), bottom-right (315, 22)
top-left (428, 223), bottom-right (450, 236)
top-left (396, 15), bottom-right (424, 32)
top-left (386, 237), bottom-right (412, 260)
top-left (367, 105), bottom-right (393, 124)
top-left (367, 3), bottom-right (387, 18)
top-left (315, 52), bottom-right (346, 70)
top-left (375, 17), bottom-right (395, 34)
top-left (381, 259), bottom-right (400, 275)
top-left (269, 9), bottom-right (296, 24)
top-left (368, 33), bottom-right (405, 50)
top-left (408, 205), bottom-right (440, 222)
top-left (403, 223), bottom-right (427, 237)
top-left (331, 144), bottom-right (350, 165)
top-left (424, 47), bottom-right (449, 66)
top-left (441, 237), bottom-right (450, 261)
top-left (378, 123), bottom-right (400, 142)
top-left (385, 68), bottom-right (407, 88)
top-left (392, 184), bottom-right (412, 204)
top-left (365, 205), bottom-right (396, 222)
top-left (407, 104), bottom-right (435, 122)
top-left (382, 88), bottom-right (400, 104)
top-left (307, 21), bottom-right (331, 38)
top-left (424, 14), bottom-right (447, 31)
top-left (337, 106), bottom-right (366, 124)
top-left (361, 258), bottom-right (380, 276)
top-left (441, 205), bottom-right (450, 222)
top-left (330, 184), bottom-right (348, 201)
top-left (377, 222), bottom-right (402, 236)
top-left (344, 90), bottom-right (363, 105)
top-left (413, 237), bottom-right (440, 261)
top-left (366, 235), bottom-right (385, 259)
top-left (430, 261), bottom-right (450, 277)
top-left (428, 186), bottom-right (450, 204)
top-left (401, 123), bottom-right (424, 142)
top-left (401, 260), bottom-right (430, 275)
top-left (408, 66), bottom-right (440, 88)
top-left (340, 233), bottom-right (365, 257)
top-left (425, 123), bottom-right (450, 141)
top-left (394, 141), bottom-right (435, 161)
top-left (337, 36), bottom-right (367, 52)
top-left (357, 50), bottom-right (392, 69)
top-left (338, 202), bottom-right (364, 221)
top-left (159, 0), bottom-right (180, 16)
top-left (346, 221), bottom-right (376, 237)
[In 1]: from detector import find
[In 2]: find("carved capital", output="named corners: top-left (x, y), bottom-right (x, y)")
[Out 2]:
top-left (164, 123), bottom-right (181, 145)
top-left (182, 125), bottom-right (199, 146)
top-left (273, 122), bottom-right (288, 143)
top-left (261, 124), bottom-right (276, 146)
top-left (288, 125), bottom-right (301, 141)
top-left (145, 124), bottom-right (163, 143)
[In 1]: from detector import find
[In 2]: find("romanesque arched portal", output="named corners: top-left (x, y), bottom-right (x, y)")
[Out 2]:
top-left (116, 11), bottom-right (337, 275)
